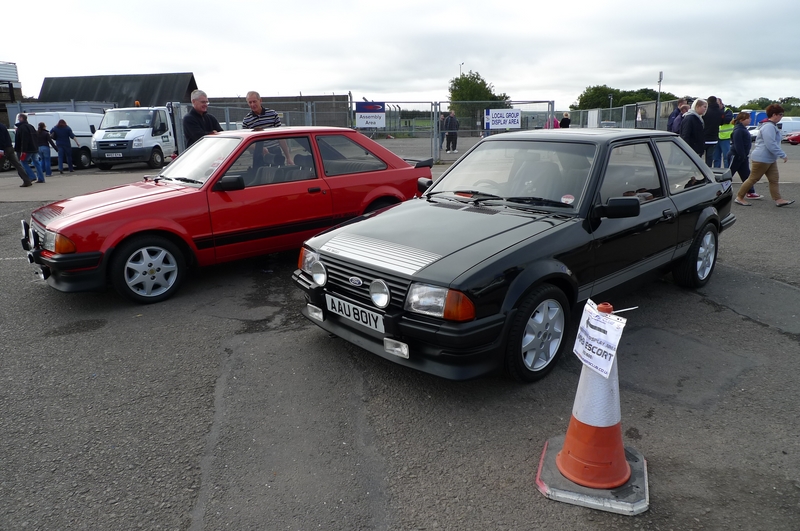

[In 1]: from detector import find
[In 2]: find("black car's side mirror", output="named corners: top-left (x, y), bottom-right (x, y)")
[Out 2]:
top-left (90, 125), bottom-right (96, 133)
top-left (418, 177), bottom-right (433, 193)
top-left (712, 168), bottom-right (732, 182)
top-left (213, 175), bottom-right (245, 192)
top-left (595, 197), bottom-right (640, 219)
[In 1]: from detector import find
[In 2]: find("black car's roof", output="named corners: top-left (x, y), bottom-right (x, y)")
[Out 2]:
top-left (483, 128), bottom-right (676, 143)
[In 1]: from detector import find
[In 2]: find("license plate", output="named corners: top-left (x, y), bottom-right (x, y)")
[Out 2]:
top-left (325, 294), bottom-right (384, 333)
top-left (105, 153), bottom-right (123, 158)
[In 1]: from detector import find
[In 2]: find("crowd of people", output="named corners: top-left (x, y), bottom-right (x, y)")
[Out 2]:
top-left (1, 114), bottom-right (80, 187)
top-left (669, 96), bottom-right (793, 207)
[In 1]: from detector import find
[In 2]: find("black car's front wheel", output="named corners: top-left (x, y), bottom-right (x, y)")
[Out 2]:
top-left (505, 284), bottom-right (569, 383)
top-left (110, 235), bottom-right (186, 304)
top-left (672, 223), bottom-right (718, 288)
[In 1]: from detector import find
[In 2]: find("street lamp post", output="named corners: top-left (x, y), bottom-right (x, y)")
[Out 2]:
top-left (608, 94), bottom-right (613, 109)
top-left (459, 62), bottom-right (464, 76)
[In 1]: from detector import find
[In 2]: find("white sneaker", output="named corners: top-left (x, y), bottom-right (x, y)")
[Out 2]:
top-left (446, 150), bottom-right (450, 153)
top-left (453, 150), bottom-right (458, 153)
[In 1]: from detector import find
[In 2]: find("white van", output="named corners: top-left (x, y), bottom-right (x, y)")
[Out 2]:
top-left (778, 119), bottom-right (800, 140)
top-left (91, 107), bottom-right (176, 170)
top-left (21, 111), bottom-right (103, 169)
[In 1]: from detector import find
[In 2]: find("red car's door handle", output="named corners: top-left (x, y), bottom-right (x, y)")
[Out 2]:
top-left (308, 187), bottom-right (321, 193)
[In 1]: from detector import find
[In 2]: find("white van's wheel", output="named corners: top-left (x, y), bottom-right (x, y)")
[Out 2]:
top-left (76, 148), bottom-right (92, 169)
top-left (147, 148), bottom-right (164, 169)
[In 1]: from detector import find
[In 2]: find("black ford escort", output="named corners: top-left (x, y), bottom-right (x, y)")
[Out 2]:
top-left (293, 129), bottom-right (735, 383)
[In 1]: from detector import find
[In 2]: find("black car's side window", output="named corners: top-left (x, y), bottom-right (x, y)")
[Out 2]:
top-left (600, 142), bottom-right (663, 203)
top-left (316, 135), bottom-right (388, 176)
top-left (654, 140), bottom-right (708, 194)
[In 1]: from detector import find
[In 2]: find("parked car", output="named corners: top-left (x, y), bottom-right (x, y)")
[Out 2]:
top-left (21, 126), bottom-right (433, 303)
top-left (293, 129), bottom-right (736, 383)
top-left (784, 132), bottom-right (800, 145)
top-left (747, 125), bottom-right (759, 142)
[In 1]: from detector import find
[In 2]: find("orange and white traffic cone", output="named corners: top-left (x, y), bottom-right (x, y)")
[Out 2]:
top-left (555, 303), bottom-right (630, 488)
top-left (536, 301), bottom-right (648, 515)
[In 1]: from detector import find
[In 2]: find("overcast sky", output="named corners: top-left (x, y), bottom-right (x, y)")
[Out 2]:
top-left (6, 0), bottom-right (799, 111)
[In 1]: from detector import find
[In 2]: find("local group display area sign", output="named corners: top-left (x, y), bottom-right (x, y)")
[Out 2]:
top-left (355, 102), bottom-right (386, 128)
top-left (484, 108), bottom-right (522, 130)
top-left (573, 299), bottom-right (627, 378)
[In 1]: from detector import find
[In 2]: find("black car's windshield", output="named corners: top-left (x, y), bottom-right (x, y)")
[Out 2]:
top-left (428, 140), bottom-right (597, 210)
top-left (159, 137), bottom-right (242, 186)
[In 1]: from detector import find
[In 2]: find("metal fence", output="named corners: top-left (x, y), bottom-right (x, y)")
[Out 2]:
top-left (569, 99), bottom-right (681, 131)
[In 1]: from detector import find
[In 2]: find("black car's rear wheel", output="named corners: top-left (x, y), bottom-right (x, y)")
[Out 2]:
top-left (672, 223), bottom-right (718, 288)
top-left (110, 235), bottom-right (185, 304)
top-left (505, 284), bottom-right (569, 383)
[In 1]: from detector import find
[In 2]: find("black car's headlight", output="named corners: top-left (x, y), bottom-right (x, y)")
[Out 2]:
top-left (298, 246), bottom-right (320, 275)
top-left (404, 283), bottom-right (475, 322)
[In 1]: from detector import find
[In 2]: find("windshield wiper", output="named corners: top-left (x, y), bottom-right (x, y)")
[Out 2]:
top-left (427, 190), bottom-right (503, 201)
top-left (505, 196), bottom-right (572, 208)
top-left (167, 177), bottom-right (204, 185)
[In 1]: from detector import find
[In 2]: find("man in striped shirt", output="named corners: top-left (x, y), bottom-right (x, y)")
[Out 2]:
top-left (243, 91), bottom-right (281, 129)
top-left (243, 91), bottom-right (292, 165)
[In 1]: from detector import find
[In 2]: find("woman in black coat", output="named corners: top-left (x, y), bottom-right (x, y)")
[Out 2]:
top-left (680, 99), bottom-right (707, 156)
top-left (729, 112), bottom-right (760, 200)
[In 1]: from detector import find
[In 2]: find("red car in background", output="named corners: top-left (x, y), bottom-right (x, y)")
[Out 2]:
top-left (786, 132), bottom-right (800, 145)
top-left (21, 126), bottom-right (432, 303)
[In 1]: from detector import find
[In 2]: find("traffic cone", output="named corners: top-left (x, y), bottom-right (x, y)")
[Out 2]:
top-left (555, 302), bottom-right (631, 489)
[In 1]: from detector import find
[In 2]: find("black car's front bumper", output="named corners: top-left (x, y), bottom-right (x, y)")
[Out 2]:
top-left (21, 220), bottom-right (108, 292)
top-left (293, 269), bottom-right (513, 381)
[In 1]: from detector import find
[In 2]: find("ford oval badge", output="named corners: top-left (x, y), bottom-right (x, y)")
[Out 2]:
top-left (348, 276), bottom-right (363, 287)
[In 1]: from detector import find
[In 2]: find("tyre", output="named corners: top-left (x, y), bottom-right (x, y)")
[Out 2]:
top-left (672, 223), bottom-right (718, 288)
top-left (96, 163), bottom-right (113, 171)
top-left (1, 156), bottom-right (10, 172)
top-left (505, 284), bottom-right (570, 383)
top-left (110, 235), bottom-right (186, 304)
top-left (147, 148), bottom-right (164, 169)
top-left (76, 148), bottom-right (92, 169)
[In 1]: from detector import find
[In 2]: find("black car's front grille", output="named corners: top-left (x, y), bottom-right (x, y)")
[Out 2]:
top-left (321, 254), bottom-right (411, 309)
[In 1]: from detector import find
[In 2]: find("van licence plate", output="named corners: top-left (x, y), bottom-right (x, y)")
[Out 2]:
top-left (105, 153), bottom-right (123, 158)
top-left (325, 294), bottom-right (384, 333)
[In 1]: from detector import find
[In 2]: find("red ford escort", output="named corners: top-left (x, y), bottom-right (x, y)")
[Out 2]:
top-left (21, 126), bottom-right (432, 303)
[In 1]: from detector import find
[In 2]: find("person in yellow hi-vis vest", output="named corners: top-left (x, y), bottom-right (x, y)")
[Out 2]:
top-left (714, 99), bottom-right (735, 168)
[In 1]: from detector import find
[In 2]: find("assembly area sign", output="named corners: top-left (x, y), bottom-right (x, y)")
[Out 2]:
top-left (484, 108), bottom-right (521, 130)
top-left (356, 102), bottom-right (386, 128)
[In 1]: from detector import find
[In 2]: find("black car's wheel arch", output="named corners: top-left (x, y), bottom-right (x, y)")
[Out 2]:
top-left (106, 229), bottom-right (197, 282)
top-left (499, 263), bottom-right (578, 315)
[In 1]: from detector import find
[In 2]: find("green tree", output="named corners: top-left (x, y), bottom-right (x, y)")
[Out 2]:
top-left (571, 85), bottom-right (677, 109)
top-left (448, 71), bottom-right (510, 128)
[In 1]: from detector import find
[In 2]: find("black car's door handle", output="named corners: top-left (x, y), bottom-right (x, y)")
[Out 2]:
top-left (308, 187), bottom-right (321, 193)
top-left (662, 209), bottom-right (676, 221)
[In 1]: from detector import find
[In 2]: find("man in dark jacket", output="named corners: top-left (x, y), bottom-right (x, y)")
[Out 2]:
top-left (1, 122), bottom-right (32, 186)
top-left (702, 96), bottom-right (724, 166)
top-left (183, 89), bottom-right (223, 147)
top-left (15, 114), bottom-right (43, 182)
top-left (667, 97), bottom-right (687, 132)
top-left (444, 111), bottom-right (460, 153)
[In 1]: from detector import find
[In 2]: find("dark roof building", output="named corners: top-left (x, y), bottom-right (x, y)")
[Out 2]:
top-left (38, 73), bottom-right (198, 107)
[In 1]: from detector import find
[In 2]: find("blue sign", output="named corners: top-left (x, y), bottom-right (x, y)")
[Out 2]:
top-left (356, 102), bottom-right (385, 113)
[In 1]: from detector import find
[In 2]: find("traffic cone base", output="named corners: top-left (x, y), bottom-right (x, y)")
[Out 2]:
top-left (555, 416), bottom-right (631, 489)
top-left (536, 435), bottom-right (649, 516)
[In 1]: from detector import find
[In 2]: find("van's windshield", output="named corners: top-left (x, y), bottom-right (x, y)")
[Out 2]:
top-left (100, 109), bottom-right (155, 130)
